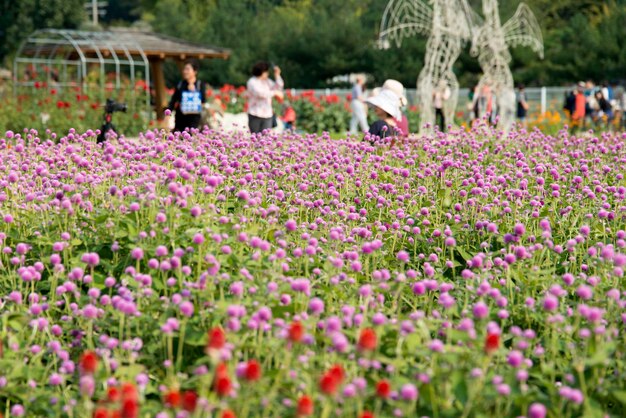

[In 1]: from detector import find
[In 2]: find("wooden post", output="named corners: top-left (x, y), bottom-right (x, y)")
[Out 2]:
top-left (151, 58), bottom-right (167, 120)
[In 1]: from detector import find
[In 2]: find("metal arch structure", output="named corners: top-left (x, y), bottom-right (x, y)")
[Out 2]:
top-left (470, 1), bottom-right (543, 132)
top-left (379, 0), bottom-right (482, 134)
top-left (13, 29), bottom-right (151, 113)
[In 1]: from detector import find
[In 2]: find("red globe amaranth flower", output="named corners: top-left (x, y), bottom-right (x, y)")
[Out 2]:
top-left (215, 362), bottom-right (229, 379)
top-left (288, 321), bottom-right (304, 343)
top-left (376, 379), bottom-right (391, 399)
top-left (357, 328), bottom-right (378, 351)
top-left (485, 333), bottom-right (500, 354)
top-left (121, 383), bottom-right (138, 402)
top-left (207, 327), bottom-right (226, 351)
top-left (319, 364), bottom-right (345, 395)
top-left (296, 395), bottom-right (314, 416)
top-left (215, 376), bottom-right (232, 397)
top-left (80, 350), bottom-right (98, 374)
top-left (221, 410), bottom-right (236, 418)
top-left (327, 365), bottom-right (344, 384)
top-left (107, 386), bottom-right (121, 402)
top-left (93, 408), bottom-right (109, 418)
top-left (319, 373), bottom-right (339, 395)
top-left (182, 390), bottom-right (198, 412)
top-left (164, 390), bottom-right (181, 408)
top-left (120, 398), bottom-right (139, 418)
top-left (244, 359), bottom-right (262, 381)
top-left (360, 412), bottom-right (375, 418)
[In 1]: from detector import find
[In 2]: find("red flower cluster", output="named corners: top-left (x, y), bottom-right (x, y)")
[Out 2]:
top-left (319, 364), bottom-right (344, 395)
top-left (93, 382), bottom-right (139, 418)
top-left (214, 363), bottom-right (232, 397)
top-left (163, 389), bottom-right (198, 412)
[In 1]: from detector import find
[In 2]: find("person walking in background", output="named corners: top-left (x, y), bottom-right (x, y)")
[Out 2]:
top-left (516, 84), bottom-right (529, 128)
top-left (349, 75), bottom-right (369, 134)
top-left (382, 79), bottom-right (409, 136)
top-left (563, 86), bottom-right (576, 123)
top-left (247, 61), bottom-right (284, 134)
top-left (166, 59), bottom-right (206, 133)
top-left (433, 80), bottom-right (451, 131)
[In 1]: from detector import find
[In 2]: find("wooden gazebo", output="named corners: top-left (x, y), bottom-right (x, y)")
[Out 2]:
top-left (14, 28), bottom-right (231, 119)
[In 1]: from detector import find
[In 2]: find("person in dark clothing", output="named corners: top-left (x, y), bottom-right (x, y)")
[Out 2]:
top-left (563, 88), bottom-right (576, 120)
top-left (593, 90), bottom-right (613, 127)
top-left (365, 88), bottom-right (400, 143)
top-left (516, 84), bottom-right (529, 128)
top-left (167, 59), bottom-right (206, 133)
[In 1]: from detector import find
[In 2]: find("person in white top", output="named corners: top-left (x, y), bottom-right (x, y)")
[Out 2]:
top-left (246, 61), bottom-right (284, 133)
top-left (349, 75), bottom-right (369, 134)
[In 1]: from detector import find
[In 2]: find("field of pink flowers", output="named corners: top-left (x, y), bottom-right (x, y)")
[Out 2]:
top-left (0, 124), bottom-right (625, 418)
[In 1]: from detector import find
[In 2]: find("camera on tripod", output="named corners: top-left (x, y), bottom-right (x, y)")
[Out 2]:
top-left (97, 99), bottom-right (127, 143)
top-left (104, 99), bottom-right (127, 114)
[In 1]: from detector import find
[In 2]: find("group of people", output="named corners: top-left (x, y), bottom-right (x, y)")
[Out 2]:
top-left (167, 60), bottom-right (412, 142)
top-left (166, 61), bottom-right (626, 137)
top-left (563, 81), bottom-right (626, 130)
top-left (466, 84), bottom-right (530, 128)
top-left (166, 59), bottom-right (287, 134)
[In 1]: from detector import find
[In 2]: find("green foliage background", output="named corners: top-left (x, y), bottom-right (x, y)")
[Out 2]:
top-left (1, 0), bottom-right (625, 88)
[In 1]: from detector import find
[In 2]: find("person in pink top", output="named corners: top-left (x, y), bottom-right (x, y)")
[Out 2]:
top-left (247, 61), bottom-right (284, 133)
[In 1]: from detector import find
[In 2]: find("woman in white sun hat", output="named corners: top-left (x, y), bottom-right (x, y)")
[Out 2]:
top-left (382, 79), bottom-right (409, 136)
top-left (365, 87), bottom-right (401, 142)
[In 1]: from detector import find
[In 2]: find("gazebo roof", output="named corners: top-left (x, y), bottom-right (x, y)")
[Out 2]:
top-left (109, 28), bottom-right (231, 60)
top-left (19, 28), bottom-right (231, 61)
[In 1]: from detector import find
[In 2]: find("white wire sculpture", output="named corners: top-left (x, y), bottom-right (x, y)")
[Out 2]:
top-left (470, 1), bottom-right (543, 131)
top-left (379, 0), bottom-right (481, 133)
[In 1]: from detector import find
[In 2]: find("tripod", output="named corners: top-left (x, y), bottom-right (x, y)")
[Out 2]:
top-left (97, 112), bottom-right (117, 144)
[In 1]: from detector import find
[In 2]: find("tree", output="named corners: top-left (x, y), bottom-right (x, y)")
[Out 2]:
top-left (0, 0), bottom-right (85, 64)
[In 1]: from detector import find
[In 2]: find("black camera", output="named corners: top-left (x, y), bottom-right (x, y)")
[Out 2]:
top-left (97, 99), bottom-right (127, 143)
top-left (104, 99), bottom-right (127, 114)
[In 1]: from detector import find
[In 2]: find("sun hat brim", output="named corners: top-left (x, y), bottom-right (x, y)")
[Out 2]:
top-left (366, 89), bottom-right (401, 120)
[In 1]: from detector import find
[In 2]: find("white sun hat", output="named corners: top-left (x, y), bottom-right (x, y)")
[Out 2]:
top-left (366, 88), bottom-right (401, 120)
top-left (382, 79), bottom-right (407, 107)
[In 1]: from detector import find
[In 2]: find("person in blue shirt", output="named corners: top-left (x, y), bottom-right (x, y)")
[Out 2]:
top-left (167, 59), bottom-right (206, 133)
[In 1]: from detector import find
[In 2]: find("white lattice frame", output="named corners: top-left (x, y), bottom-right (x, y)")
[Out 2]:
top-left (471, 1), bottom-right (543, 131)
top-left (379, 0), bottom-right (479, 133)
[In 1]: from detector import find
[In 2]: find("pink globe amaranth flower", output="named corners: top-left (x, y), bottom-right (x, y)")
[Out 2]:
top-left (396, 250), bottom-right (410, 262)
top-left (193, 233), bottom-right (205, 245)
top-left (542, 294), bottom-right (558, 311)
top-left (507, 350), bottom-right (524, 368)
top-left (528, 403), bottom-right (547, 418)
top-left (399, 383), bottom-right (418, 401)
top-left (285, 219), bottom-right (297, 231)
top-left (472, 301), bottom-right (489, 319)
top-left (49, 373), bottom-right (63, 386)
top-left (179, 301), bottom-right (194, 317)
top-left (79, 374), bottom-right (95, 397)
top-left (83, 304), bottom-right (98, 319)
top-left (11, 404), bottom-right (25, 417)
